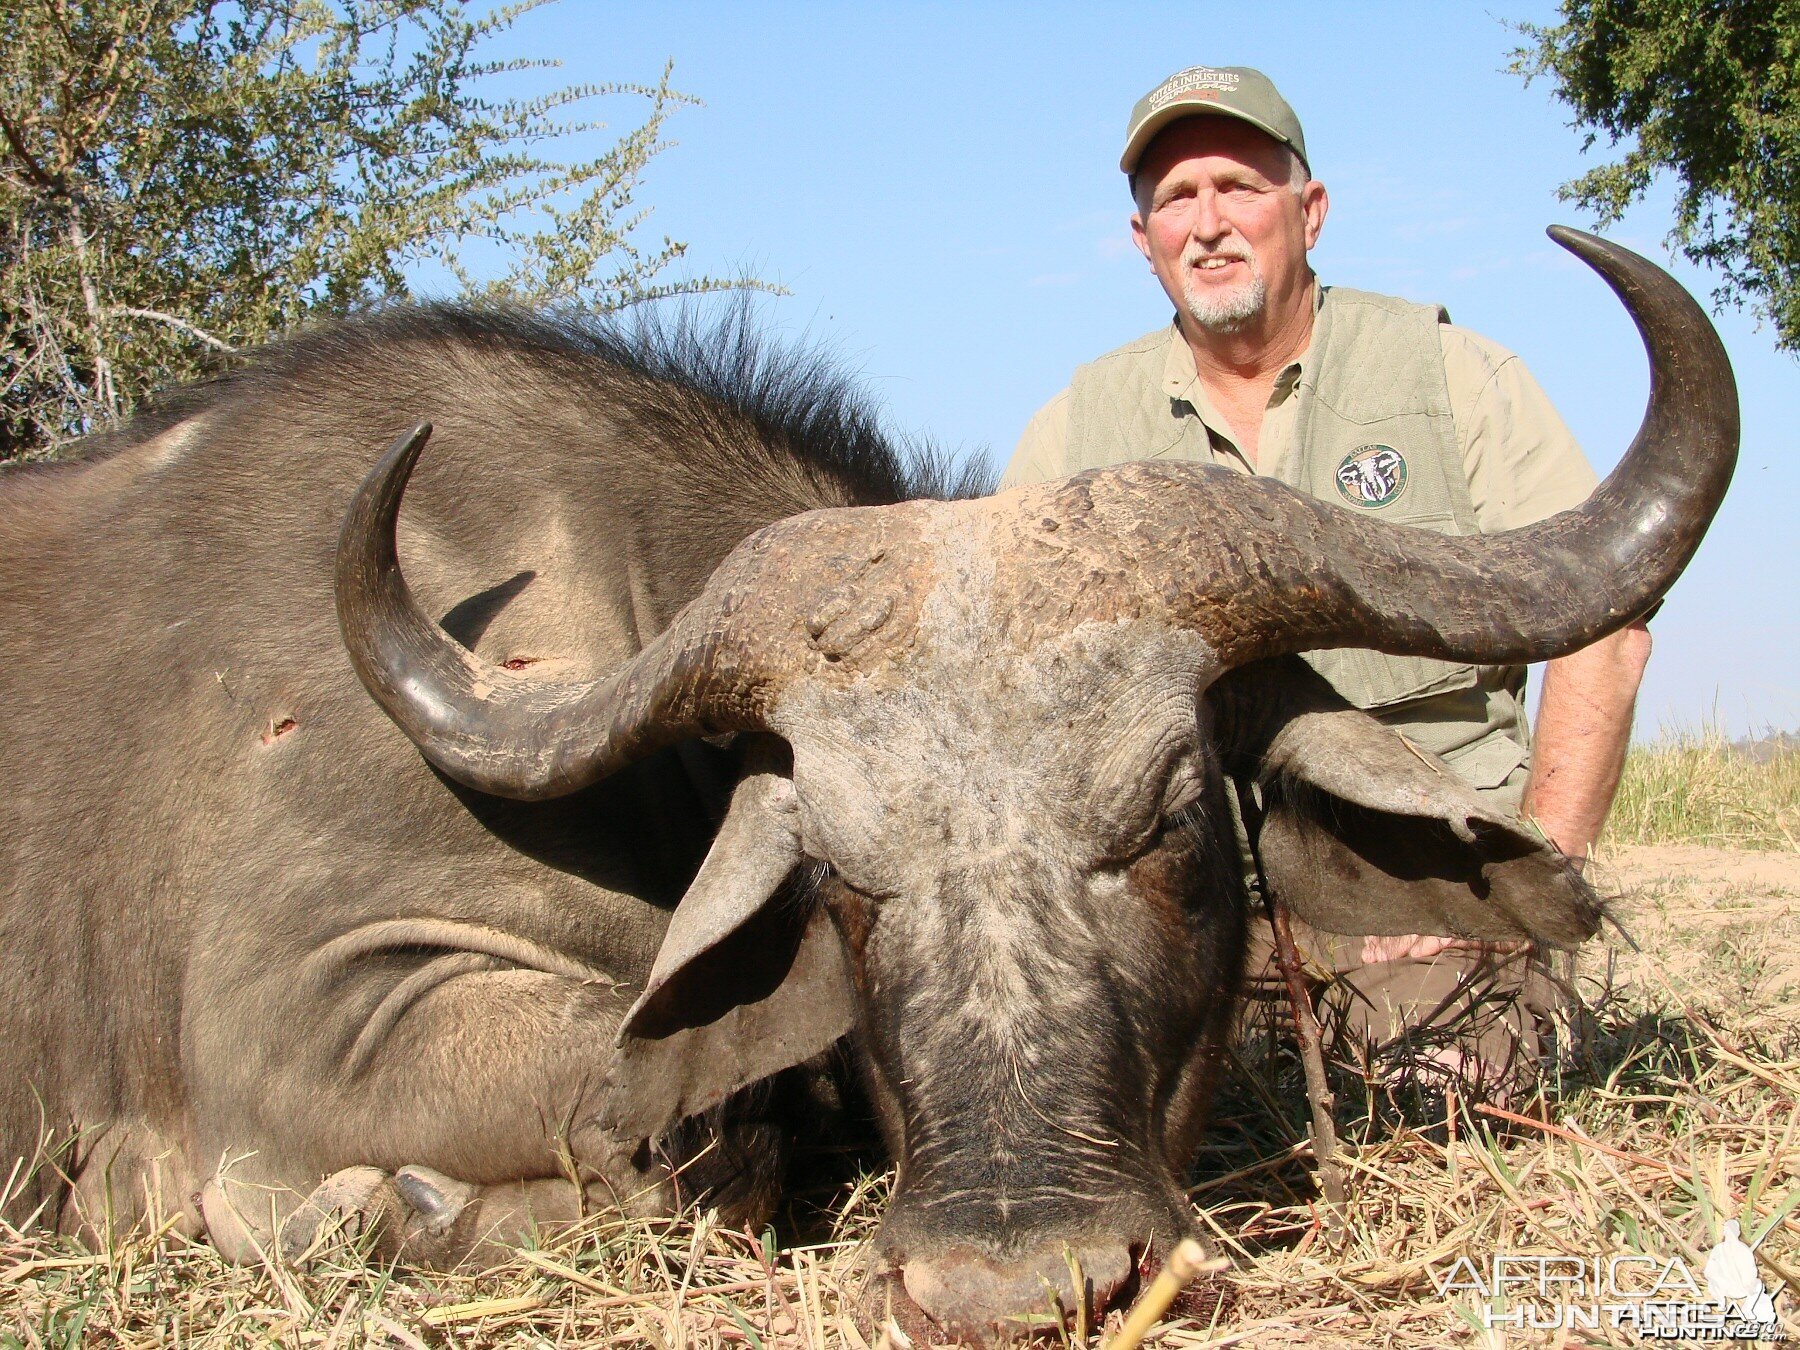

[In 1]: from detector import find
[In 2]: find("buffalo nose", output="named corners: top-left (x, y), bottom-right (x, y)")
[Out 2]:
top-left (901, 1241), bottom-right (1133, 1338)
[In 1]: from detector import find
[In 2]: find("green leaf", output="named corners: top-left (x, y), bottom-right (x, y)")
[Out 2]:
top-left (0, 0), bottom-right (760, 460)
top-left (1511, 0), bottom-right (1800, 356)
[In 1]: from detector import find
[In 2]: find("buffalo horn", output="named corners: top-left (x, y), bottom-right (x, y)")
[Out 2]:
top-left (1049, 226), bottom-right (1738, 669)
top-left (335, 424), bottom-right (778, 800)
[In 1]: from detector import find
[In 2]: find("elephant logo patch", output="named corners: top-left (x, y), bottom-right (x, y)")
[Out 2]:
top-left (1335, 444), bottom-right (1408, 508)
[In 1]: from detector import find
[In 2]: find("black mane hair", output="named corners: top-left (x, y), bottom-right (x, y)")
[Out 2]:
top-left (18, 302), bottom-right (996, 505)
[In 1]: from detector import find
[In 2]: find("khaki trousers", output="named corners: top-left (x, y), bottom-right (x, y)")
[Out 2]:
top-left (1239, 916), bottom-right (1556, 1104)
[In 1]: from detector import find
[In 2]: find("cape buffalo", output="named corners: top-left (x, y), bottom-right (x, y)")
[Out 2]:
top-left (0, 228), bottom-right (1735, 1342)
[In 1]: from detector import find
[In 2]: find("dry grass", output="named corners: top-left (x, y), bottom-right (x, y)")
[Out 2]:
top-left (7, 835), bottom-right (1800, 1345)
top-left (1608, 727), bottom-right (1800, 851)
top-left (7, 944), bottom-right (1798, 1347)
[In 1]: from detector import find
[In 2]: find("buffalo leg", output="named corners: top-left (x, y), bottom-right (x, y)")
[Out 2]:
top-left (204, 1165), bottom-right (599, 1267)
top-left (186, 930), bottom-right (790, 1265)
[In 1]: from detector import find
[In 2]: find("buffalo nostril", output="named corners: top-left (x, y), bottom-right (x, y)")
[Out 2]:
top-left (901, 1242), bottom-right (1133, 1337)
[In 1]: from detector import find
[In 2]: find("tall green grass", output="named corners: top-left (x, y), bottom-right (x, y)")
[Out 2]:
top-left (1607, 726), bottom-right (1800, 849)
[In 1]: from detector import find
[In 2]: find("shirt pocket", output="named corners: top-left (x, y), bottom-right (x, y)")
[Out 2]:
top-left (1300, 647), bottom-right (1481, 712)
top-left (1440, 732), bottom-right (1530, 793)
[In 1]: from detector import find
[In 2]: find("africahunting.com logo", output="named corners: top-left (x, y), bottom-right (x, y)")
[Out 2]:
top-left (1432, 1222), bottom-right (1785, 1339)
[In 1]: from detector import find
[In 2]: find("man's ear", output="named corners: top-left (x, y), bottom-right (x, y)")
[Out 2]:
top-left (1130, 209), bottom-right (1152, 264)
top-left (1301, 177), bottom-right (1328, 249)
top-left (1208, 658), bottom-right (1602, 947)
top-left (600, 740), bottom-right (856, 1142)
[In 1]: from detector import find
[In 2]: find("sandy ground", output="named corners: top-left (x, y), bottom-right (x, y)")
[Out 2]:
top-left (1589, 844), bottom-right (1800, 1031)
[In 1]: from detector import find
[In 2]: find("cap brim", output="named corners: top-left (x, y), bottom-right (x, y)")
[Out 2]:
top-left (1121, 101), bottom-right (1298, 175)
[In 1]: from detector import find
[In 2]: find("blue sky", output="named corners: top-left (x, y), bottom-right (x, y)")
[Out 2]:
top-left (467, 1), bottom-right (1799, 739)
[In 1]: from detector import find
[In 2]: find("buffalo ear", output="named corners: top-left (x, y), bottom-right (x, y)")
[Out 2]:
top-left (1209, 658), bottom-right (1601, 947)
top-left (600, 742), bottom-right (856, 1143)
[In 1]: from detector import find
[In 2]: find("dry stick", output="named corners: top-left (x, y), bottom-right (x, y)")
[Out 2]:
top-left (64, 207), bottom-right (117, 416)
top-left (1472, 1102), bottom-right (1682, 1176)
top-left (1104, 1238), bottom-right (1229, 1350)
top-left (1234, 783), bottom-right (1348, 1234)
top-left (1446, 1088), bottom-right (1459, 1186)
top-left (1269, 897), bottom-right (1349, 1230)
top-left (1186, 1140), bottom-right (1311, 1198)
top-left (110, 305), bottom-right (238, 353)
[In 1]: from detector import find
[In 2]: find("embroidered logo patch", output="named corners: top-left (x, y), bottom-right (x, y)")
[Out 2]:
top-left (1335, 444), bottom-right (1408, 508)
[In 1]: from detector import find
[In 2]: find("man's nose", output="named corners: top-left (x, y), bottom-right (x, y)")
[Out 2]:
top-left (1189, 190), bottom-right (1229, 244)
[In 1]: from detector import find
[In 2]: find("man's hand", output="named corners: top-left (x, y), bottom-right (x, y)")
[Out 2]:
top-left (1360, 933), bottom-right (1527, 963)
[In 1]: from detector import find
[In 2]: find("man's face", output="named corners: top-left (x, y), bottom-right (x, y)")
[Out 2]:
top-left (1130, 117), bottom-right (1327, 338)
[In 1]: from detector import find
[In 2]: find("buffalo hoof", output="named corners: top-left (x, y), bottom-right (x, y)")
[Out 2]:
top-left (279, 1165), bottom-right (411, 1262)
top-left (280, 1163), bottom-right (477, 1265)
top-left (392, 1164), bottom-right (479, 1235)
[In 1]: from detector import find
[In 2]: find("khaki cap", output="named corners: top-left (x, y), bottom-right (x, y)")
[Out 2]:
top-left (1121, 66), bottom-right (1308, 176)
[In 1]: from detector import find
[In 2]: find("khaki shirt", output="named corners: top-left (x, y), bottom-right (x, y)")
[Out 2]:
top-left (1002, 315), bottom-right (1598, 534)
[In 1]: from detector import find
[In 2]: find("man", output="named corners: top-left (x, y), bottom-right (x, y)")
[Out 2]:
top-left (1002, 65), bottom-right (1651, 1099)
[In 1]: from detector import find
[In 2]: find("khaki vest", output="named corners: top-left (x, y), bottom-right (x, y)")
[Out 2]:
top-left (1064, 288), bottom-right (1530, 794)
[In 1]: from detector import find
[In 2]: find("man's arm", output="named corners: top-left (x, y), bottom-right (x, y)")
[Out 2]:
top-left (1361, 333), bottom-right (1637, 963)
top-left (1520, 619), bottom-right (1652, 867)
top-left (1444, 323), bottom-right (1651, 863)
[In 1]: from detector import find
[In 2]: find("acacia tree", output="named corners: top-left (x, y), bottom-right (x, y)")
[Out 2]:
top-left (1514, 0), bottom-right (1800, 354)
top-left (1, 0), bottom-right (729, 459)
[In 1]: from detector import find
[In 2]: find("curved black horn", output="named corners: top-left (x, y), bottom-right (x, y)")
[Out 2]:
top-left (335, 424), bottom-right (776, 800)
top-left (1041, 227), bottom-right (1738, 669)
